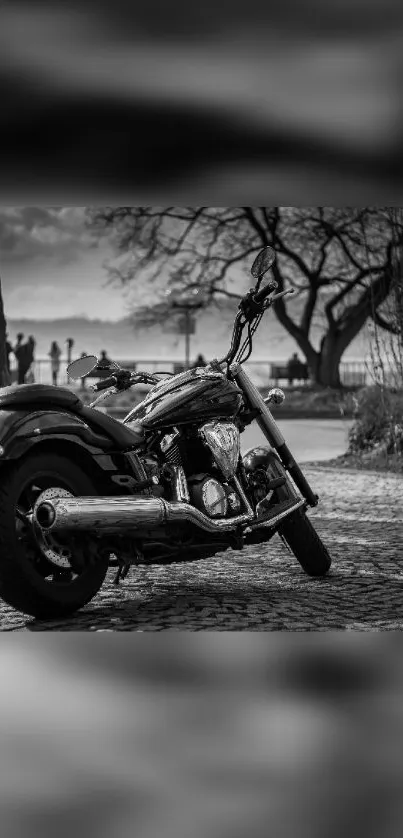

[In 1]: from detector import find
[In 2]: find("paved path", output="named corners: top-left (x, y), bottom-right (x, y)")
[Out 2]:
top-left (0, 467), bottom-right (402, 631)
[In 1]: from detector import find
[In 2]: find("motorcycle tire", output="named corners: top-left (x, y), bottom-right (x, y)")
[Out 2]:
top-left (0, 452), bottom-right (110, 621)
top-left (278, 508), bottom-right (332, 577)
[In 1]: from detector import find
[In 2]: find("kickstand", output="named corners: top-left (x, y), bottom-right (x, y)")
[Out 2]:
top-left (278, 533), bottom-right (293, 556)
top-left (114, 563), bottom-right (131, 585)
top-left (113, 547), bottom-right (144, 585)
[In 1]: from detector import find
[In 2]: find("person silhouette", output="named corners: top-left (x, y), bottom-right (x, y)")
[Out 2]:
top-left (192, 353), bottom-right (206, 369)
top-left (5, 333), bottom-right (13, 376)
top-left (287, 352), bottom-right (301, 386)
top-left (98, 350), bottom-right (112, 369)
top-left (25, 337), bottom-right (36, 383)
top-left (14, 334), bottom-right (30, 385)
top-left (49, 341), bottom-right (62, 386)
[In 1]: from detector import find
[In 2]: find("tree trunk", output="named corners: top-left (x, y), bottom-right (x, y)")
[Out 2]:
top-left (0, 280), bottom-right (11, 388)
top-left (315, 333), bottom-right (344, 388)
top-left (292, 331), bottom-right (344, 388)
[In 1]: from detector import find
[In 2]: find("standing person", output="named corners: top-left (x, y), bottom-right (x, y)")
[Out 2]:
top-left (5, 333), bottom-right (13, 376)
top-left (66, 338), bottom-right (74, 367)
top-left (49, 341), bottom-right (62, 386)
top-left (14, 333), bottom-right (29, 385)
top-left (25, 336), bottom-right (36, 384)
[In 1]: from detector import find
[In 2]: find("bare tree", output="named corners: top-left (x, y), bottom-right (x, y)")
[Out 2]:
top-left (88, 206), bottom-right (402, 388)
top-left (0, 278), bottom-right (11, 387)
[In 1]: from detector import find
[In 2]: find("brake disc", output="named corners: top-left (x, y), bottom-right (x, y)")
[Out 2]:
top-left (32, 488), bottom-right (76, 569)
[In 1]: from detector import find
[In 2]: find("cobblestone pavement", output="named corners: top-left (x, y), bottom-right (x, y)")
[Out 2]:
top-left (0, 467), bottom-right (402, 632)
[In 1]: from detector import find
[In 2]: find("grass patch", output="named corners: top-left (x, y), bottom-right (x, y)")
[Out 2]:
top-left (308, 385), bottom-right (403, 473)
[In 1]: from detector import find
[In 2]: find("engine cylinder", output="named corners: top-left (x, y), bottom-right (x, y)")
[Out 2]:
top-left (189, 475), bottom-right (228, 518)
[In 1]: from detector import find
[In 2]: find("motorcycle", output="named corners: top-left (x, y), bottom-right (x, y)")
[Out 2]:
top-left (0, 246), bottom-right (331, 620)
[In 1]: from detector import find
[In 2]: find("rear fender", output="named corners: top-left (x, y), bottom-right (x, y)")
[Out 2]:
top-left (0, 409), bottom-right (112, 458)
top-left (0, 409), bottom-right (128, 491)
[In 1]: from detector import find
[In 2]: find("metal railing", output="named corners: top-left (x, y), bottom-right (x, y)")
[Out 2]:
top-left (8, 357), bottom-right (383, 388)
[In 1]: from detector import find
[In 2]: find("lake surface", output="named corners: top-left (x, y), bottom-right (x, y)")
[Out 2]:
top-left (241, 419), bottom-right (353, 463)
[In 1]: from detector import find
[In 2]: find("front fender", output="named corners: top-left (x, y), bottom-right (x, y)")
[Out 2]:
top-left (242, 445), bottom-right (299, 503)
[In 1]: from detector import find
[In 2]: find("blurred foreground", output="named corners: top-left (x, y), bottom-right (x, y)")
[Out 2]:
top-left (1, 634), bottom-right (403, 837)
top-left (0, 1), bottom-right (402, 201)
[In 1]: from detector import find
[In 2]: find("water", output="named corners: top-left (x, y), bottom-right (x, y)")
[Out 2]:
top-left (241, 418), bottom-right (353, 463)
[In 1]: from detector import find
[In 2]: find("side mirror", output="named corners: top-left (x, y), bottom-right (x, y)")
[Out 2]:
top-left (251, 246), bottom-right (276, 279)
top-left (67, 355), bottom-right (98, 381)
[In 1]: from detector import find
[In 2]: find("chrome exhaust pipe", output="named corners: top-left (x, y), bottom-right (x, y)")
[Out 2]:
top-left (34, 479), bottom-right (255, 537)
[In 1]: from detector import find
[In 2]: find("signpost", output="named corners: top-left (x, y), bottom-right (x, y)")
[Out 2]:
top-left (168, 289), bottom-right (204, 369)
top-left (66, 338), bottom-right (75, 366)
top-left (177, 312), bottom-right (196, 369)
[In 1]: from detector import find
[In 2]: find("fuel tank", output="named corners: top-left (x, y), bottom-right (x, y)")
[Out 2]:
top-left (124, 368), bottom-right (244, 430)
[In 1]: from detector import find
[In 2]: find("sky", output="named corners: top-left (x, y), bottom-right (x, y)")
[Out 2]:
top-left (0, 206), bottom-right (129, 321)
top-left (0, 204), bottom-right (380, 366)
top-left (0, 206), bottom-right (252, 323)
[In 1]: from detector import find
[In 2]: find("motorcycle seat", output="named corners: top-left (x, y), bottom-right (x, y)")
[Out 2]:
top-left (74, 404), bottom-right (145, 449)
top-left (0, 384), bottom-right (81, 410)
top-left (0, 385), bottom-right (144, 450)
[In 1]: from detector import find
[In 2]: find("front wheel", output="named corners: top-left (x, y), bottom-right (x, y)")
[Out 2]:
top-left (0, 452), bottom-right (110, 621)
top-left (278, 508), bottom-right (331, 577)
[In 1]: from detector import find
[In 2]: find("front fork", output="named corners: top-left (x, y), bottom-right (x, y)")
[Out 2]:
top-left (232, 365), bottom-right (319, 507)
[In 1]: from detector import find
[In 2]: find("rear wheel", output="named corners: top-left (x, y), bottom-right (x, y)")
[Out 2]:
top-left (0, 453), bottom-right (110, 620)
top-left (278, 508), bottom-right (331, 577)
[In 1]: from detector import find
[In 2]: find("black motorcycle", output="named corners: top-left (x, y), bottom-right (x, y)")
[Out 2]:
top-left (0, 247), bottom-right (331, 620)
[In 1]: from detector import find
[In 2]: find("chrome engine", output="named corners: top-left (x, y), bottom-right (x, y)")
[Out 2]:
top-left (199, 421), bottom-right (241, 481)
top-left (189, 422), bottom-right (242, 518)
top-left (187, 474), bottom-right (242, 519)
top-left (159, 421), bottom-right (243, 519)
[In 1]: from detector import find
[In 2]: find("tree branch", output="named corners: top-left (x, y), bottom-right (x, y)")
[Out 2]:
top-left (336, 269), bottom-right (394, 352)
top-left (370, 310), bottom-right (400, 334)
top-left (300, 286), bottom-right (318, 335)
top-left (241, 208), bottom-right (269, 246)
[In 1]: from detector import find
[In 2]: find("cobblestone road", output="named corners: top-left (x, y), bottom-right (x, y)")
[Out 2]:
top-left (0, 467), bottom-right (402, 631)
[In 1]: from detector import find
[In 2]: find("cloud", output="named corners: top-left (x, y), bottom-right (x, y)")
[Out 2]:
top-left (0, 206), bottom-right (96, 267)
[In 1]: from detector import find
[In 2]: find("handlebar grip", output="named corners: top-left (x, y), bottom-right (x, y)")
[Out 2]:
top-left (93, 374), bottom-right (118, 392)
top-left (254, 280), bottom-right (278, 305)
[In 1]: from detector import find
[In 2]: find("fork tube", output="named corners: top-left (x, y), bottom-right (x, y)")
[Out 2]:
top-left (232, 364), bottom-right (318, 507)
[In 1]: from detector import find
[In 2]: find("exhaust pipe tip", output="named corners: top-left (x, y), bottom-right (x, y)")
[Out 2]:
top-left (35, 502), bottom-right (56, 529)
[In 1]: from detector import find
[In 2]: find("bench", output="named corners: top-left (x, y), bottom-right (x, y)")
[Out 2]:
top-left (271, 363), bottom-right (310, 385)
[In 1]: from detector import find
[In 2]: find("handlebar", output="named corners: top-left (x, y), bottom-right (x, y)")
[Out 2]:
top-left (217, 286), bottom-right (295, 368)
top-left (90, 374), bottom-right (118, 392)
top-left (253, 279), bottom-right (278, 306)
top-left (89, 368), bottom-right (162, 394)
